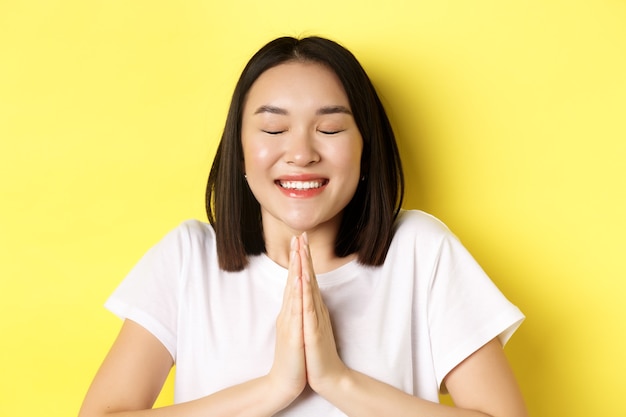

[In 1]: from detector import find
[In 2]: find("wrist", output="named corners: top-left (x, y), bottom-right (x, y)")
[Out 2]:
top-left (309, 365), bottom-right (353, 399)
top-left (263, 373), bottom-right (304, 412)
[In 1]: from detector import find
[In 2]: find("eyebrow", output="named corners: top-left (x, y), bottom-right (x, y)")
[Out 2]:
top-left (254, 105), bottom-right (288, 115)
top-left (316, 105), bottom-right (352, 116)
top-left (253, 105), bottom-right (352, 116)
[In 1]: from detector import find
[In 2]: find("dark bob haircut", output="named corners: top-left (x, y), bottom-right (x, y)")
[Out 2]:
top-left (206, 36), bottom-right (404, 271)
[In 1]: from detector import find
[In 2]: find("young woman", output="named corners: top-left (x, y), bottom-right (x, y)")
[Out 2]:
top-left (79, 36), bottom-right (527, 417)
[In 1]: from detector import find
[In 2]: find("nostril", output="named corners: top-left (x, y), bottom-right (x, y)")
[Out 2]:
top-left (284, 150), bottom-right (321, 166)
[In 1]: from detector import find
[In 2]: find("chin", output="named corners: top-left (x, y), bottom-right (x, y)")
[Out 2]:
top-left (283, 214), bottom-right (340, 234)
top-left (284, 221), bottom-right (317, 234)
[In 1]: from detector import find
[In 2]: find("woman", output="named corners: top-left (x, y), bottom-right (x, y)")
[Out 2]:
top-left (79, 36), bottom-right (527, 417)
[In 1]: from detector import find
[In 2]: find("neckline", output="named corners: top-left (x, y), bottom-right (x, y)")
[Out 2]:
top-left (252, 253), bottom-right (363, 287)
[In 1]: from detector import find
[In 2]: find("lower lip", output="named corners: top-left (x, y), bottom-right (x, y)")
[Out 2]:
top-left (276, 183), bottom-right (327, 198)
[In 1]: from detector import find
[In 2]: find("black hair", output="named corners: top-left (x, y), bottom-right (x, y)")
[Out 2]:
top-left (206, 36), bottom-right (404, 271)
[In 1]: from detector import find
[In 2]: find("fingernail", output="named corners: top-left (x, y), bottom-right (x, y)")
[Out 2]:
top-left (291, 235), bottom-right (297, 250)
top-left (302, 232), bottom-right (309, 245)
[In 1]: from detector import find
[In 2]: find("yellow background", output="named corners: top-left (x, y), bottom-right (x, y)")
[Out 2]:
top-left (1, 1), bottom-right (624, 416)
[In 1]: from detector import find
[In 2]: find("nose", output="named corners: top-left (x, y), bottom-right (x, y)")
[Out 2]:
top-left (284, 129), bottom-right (320, 166)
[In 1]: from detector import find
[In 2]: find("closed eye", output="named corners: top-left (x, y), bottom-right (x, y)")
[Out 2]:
top-left (318, 129), bottom-right (345, 135)
top-left (262, 130), bottom-right (286, 135)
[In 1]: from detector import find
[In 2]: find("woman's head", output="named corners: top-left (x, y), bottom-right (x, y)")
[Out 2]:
top-left (207, 36), bottom-right (404, 271)
top-left (240, 61), bottom-right (365, 245)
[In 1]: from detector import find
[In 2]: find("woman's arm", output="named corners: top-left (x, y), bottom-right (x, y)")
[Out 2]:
top-left (79, 240), bottom-right (308, 417)
top-left (297, 235), bottom-right (527, 417)
top-left (78, 319), bottom-right (173, 416)
top-left (312, 338), bottom-right (528, 417)
top-left (78, 320), bottom-right (295, 417)
top-left (443, 337), bottom-right (527, 416)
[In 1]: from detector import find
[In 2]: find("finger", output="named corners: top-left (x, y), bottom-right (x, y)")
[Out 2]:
top-left (291, 275), bottom-right (303, 322)
top-left (286, 254), bottom-right (304, 350)
top-left (299, 234), bottom-right (324, 310)
top-left (301, 264), bottom-right (319, 333)
top-left (281, 236), bottom-right (300, 304)
top-left (299, 233), bottom-right (313, 283)
top-left (288, 241), bottom-right (303, 320)
top-left (278, 240), bottom-right (304, 345)
top-left (299, 235), bottom-right (323, 334)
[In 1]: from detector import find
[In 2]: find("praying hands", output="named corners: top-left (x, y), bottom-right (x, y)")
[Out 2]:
top-left (269, 233), bottom-right (348, 406)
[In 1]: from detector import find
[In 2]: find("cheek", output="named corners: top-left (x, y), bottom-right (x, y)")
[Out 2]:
top-left (243, 140), bottom-right (275, 174)
top-left (242, 143), bottom-right (274, 202)
top-left (334, 141), bottom-right (363, 175)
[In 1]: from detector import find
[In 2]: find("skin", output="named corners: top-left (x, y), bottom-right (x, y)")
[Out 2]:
top-left (78, 62), bottom-right (528, 417)
top-left (241, 61), bottom-right (363, 273)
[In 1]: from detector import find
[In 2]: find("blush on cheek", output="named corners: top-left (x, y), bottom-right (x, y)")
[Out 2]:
top-left (255, 147), bottom-right (271, 160)
top-left (245, 142), bottom-right (272, 161)
top-left (243, 146), bottom-right (272, 173)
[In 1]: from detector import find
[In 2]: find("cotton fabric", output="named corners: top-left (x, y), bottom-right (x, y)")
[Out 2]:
top-left (105, 210), bottom-right (524, 415)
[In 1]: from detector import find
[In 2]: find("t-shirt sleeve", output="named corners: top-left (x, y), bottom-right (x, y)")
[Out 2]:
top-left (104, 223), bottom-right (191, 361)
top-left (426, 226), bottom-right (524, 391)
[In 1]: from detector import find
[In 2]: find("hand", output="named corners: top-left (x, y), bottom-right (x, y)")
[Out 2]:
top-left (268, 236), bottom-right (307, 406)
top-left (299, 233), bottom-right (350, 394)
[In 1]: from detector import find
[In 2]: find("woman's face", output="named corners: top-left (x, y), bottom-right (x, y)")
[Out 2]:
top-left (241, 61), bottom-right (363, 238)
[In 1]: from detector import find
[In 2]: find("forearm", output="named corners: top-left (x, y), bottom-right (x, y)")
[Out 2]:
top-left (81, 375), bottom-right (292, 417)
top-left (317, 369), bottom-right (492, 417)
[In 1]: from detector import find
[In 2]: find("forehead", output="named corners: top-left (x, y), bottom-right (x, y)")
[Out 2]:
top-left (244, 61), bottom-right (350, 110)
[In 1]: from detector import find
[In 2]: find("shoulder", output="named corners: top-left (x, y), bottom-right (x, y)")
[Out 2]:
top-left (393, 210), bottom-right (454, 243)
top-left (151, 219), bottom-right (216, 257)
top-left (387, 210), bottom-right (459, 262)
top-left (178, 219), bottom-right (215, 240)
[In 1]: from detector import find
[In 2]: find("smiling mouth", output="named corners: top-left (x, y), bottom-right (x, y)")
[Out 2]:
top-left (276, 180), bottom-right (328, 190)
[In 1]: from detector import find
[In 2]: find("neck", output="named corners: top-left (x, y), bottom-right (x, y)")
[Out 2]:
top-left (262, 217), bottom-right (354, 274)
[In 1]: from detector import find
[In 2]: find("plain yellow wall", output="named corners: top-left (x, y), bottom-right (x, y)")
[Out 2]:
top-left (1, 1), bottom-right (624, 416)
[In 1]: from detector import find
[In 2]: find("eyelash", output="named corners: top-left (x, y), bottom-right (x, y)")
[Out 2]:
top-left (261, 129), bottom-right (344, 135)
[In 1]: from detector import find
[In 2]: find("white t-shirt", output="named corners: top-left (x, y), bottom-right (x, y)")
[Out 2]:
top-left (105, 210), bottom-right (524, 415)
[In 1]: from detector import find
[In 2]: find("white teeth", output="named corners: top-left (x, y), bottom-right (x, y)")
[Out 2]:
top-left (279, 180), bottom-right (324, 190)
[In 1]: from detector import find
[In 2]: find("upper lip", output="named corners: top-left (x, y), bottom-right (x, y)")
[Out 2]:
top-left (275, 174), bottom-right (328, 182)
